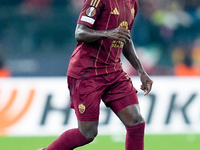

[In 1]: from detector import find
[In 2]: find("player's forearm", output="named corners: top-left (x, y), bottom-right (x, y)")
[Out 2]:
top-left (75, 24), bottom-right (106, 43)
top-left (75, 24), bottom-right (131, 43)
top-left (123, 41), bottom-right (146, 75)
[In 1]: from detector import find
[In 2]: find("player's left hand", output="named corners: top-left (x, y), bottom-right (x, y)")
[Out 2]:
top-left (140, 72), bottom-right (153, 95)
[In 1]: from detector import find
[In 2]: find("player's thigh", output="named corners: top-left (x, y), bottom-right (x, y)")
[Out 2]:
top-left (68, 76), bottom-right (103, 121)
top-left (108, 89), bottom-right (144, 126)
top-left (103, 71), bottom-right (138, 108)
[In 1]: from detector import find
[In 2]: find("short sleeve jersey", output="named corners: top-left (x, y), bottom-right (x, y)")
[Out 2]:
top-left (67, 0), bottom-right (139, 79)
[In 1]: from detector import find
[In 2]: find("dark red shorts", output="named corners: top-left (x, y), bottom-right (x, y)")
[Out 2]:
top-left (67, 71), bottom-right (138, 121)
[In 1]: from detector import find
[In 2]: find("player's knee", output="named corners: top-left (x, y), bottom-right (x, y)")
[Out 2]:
top-left (133, 114), bottom-right (145, 125)
top-left (78, 121), bottom-right (98, 141)
top-left (84, 129), bottom-right (98, 141)
top-left (80, 127), bottom-right (98, 141)
top-left (126, 114), bottom-right (145, 127)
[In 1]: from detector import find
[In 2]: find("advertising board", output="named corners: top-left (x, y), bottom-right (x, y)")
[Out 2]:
top-left (0, 77), bottom-right (199, 136)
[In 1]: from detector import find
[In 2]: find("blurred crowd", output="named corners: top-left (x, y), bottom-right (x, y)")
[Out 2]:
top-left (129, 0), bottom-right (200, 76)
top-left (0, 0), bottom-right (81, 9)
top-left (0, 0), bottom-right (200, 77)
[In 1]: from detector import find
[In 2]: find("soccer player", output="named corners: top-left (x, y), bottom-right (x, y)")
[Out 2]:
top-left (38, 0), bottom-right (153, 149)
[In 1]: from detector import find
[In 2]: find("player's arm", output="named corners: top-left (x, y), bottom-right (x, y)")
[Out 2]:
top-left (75, 24), bottom-right (131, 43)
top-left (123, 41), bottom-right (153, 95)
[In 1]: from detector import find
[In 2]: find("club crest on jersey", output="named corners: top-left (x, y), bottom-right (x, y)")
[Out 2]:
top-left (79, 103), bottom-right (86, 114)
top-left (131, 8), bottom-right (136, 19)
top-left (86, 6), bottom-right (96, 17)
top-left (131, 8), bottom-right (135, 15)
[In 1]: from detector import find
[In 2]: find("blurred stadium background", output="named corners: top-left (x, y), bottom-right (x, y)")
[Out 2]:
top-left (0, 0), bottom-right (200, 150)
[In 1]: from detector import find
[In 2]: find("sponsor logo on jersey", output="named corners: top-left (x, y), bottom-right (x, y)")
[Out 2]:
top-left (111, 21), bottom-right (129, 48)
top-left (111, 40), bottom-right (124, 48)
top-left (111, 7), bottom-right (119, 15)
top-left (119, 21), bottom-right (129, 29)
top-left (79, 103), bottom-right (86, 114)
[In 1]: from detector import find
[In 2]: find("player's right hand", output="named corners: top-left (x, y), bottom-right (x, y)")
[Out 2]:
top-left (106, 27), bottom-right (131, 43)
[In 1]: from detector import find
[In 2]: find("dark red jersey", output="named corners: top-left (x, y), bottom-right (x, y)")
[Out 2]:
top-left (67, 0), bottom-right (139, 79)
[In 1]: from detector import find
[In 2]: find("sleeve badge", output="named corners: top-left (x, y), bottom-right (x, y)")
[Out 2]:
top-left (85, 6), bottom-right (97, 17)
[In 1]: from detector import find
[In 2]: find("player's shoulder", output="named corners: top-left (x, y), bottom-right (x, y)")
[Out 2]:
top-left (84, 0), bottom-right (107, 8)
top-left (85, 0), bottom-right (107, 4)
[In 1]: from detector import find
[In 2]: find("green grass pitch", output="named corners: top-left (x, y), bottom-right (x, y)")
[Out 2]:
top-left (0, 134), bottom-right (199, 150)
